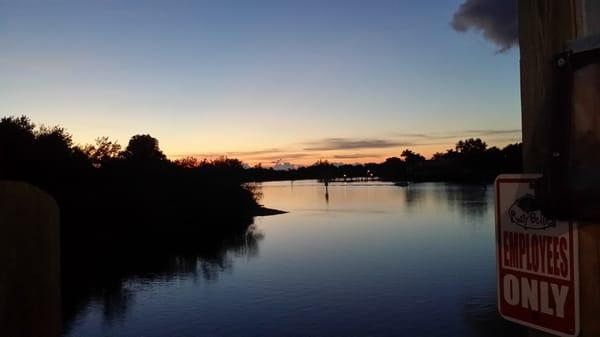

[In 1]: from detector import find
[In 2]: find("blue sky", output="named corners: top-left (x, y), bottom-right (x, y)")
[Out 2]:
top-left (0, 0), bottom-right (521, 165)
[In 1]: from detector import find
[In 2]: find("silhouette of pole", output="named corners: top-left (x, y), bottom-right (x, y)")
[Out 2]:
top-left (0, 181), bottom-right (61, 337)
top-left (519, 1), bottom-right (600, 335)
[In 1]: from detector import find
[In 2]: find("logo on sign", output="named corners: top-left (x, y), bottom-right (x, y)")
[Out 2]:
top-left (508, 194), bottom-right (556, 230)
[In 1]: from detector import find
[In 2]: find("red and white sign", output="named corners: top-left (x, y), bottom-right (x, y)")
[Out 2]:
top-left (495, 174), bottom-right (579, 337)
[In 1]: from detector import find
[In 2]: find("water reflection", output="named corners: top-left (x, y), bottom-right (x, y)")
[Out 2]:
top-left (462, 293), bottom-right (525, 337)
top-left (440, 184), bottom-right (490, 219)
top-left (64, 181), bottom-right (521, 337)
top-left (61, 224), bottom-right (263, 335)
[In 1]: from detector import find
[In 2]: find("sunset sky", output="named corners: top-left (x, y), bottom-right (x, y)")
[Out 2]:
top-left (1, 0), bottom-right (521, 167)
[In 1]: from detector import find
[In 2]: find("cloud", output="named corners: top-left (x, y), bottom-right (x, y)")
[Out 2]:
top-left (303, 138), bottom-right (410, 151)
top-left (253, 153), bottom-right (313, 161)
top-left (451, 0), bottom-right (518, 52)
top-left (171, 148), bottom-right (282, 159)
top-left (333, 153), bottom-right (379, 159)
top-left (463, 129), bottom-right (520, 134)
top-left (484, 136), bottom-right (522, 144)
top-left (224, 149), bottom-right (282, 157)
top-left (462, 129), bottom-right (520, 136)
top-left (171, 129), bottom-right (521, 163)
top-left (394, 129), bottom-right (520, 141)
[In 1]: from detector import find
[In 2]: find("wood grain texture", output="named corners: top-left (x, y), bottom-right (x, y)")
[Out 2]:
top-left (0, 181), bottom-right (61, 337)
top-left (518, 0), bottom-right (577, 172)
top-left (581, 0), bottom-right (600, 36)
top-left (519, 0), bottom-right (600, 336)
top-left (578, 222), bottom-right (600, 336)
top-left (571, 1), bottom-right (600, 335)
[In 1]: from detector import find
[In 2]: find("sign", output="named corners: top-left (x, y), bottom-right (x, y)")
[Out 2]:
top-left (495, 174), bottom-right (579, 337)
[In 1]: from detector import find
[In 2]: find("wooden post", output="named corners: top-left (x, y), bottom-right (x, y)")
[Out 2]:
top-left (0, 181), bottom-right (61, 337)
top-left (519, 0), bottom-right (600, 336)
top-left (518, 0), bottom-right (577, 173)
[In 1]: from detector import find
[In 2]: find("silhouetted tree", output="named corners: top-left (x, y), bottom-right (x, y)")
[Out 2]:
top-left (197, 157), bottom-right (246, 183)
top-left (455, 138), bottom-right (486, 174)
top-left (383, 157), bottom-right (403, 166)
top-left (0, 115), bottom-right (263, 254)
top-left (84, 137), bottom-right (121, 167)
top-left (377, 157), bottom-right (406, 180)
top-left (32, 125), bottom-right (82, 182)
top-left (500, 142), bottom-right (523, 173)
top-left (0, 116), bottom-right (36, 177)
top-left (455, 138), bottom-right (487, 155)
top-left (173, 156), bottom-right (200, 168)
top-left (1, 114), bottom-right (525, 252)
top-left (121, 134), bottom-right (166, 162)
top-left (401, 149), bottom-right (426, 165)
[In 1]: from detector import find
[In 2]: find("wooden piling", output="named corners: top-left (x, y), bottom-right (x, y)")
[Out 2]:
top-left (519, 1), bottom-right (600, 336)
top-left (0, 181), bottom-right (61, 337)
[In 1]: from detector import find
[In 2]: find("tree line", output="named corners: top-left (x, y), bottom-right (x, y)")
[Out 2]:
top-left (244, 139), bottom-right (522, 183)
top-left (0, 115), bottom-right (260, 249)
top-left (0, 115), bottom-right (522, 249)
top-left (1, 115), bottom-right (522, 192)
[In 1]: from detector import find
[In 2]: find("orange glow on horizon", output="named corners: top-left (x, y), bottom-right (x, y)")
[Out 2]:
top-left (167, 137), bottom-right (521, 168)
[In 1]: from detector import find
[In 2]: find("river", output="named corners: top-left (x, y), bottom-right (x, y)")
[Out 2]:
top-left (63, 181), bottom-right (525, 337)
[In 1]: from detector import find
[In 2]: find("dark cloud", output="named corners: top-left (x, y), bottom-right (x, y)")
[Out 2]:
top-left (303, 138), bottom-right (410, 151)
top-left (451, 0), bottom-right (518, 52)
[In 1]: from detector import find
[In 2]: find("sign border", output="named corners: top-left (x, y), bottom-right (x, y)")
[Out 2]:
top-left (495, 174), bottom-right (580, 337)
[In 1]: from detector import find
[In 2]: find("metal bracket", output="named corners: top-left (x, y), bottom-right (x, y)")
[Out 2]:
top-left (538, 34), bottom-right (600, 221)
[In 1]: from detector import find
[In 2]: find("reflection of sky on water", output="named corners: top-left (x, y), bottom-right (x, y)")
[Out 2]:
top-left (66, 181), bottom-right (524, 337)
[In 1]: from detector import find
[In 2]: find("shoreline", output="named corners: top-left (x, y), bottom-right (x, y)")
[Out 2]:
top-left (255, 207), bottom-right (288, 216)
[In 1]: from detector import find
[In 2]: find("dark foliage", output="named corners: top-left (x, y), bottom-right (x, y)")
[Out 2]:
top-left (244, 138), bottom-right (522, 183)
top-left (0, 116), bottom-right (261, 250)
top-left (1, 116), bottom-right (522, 241)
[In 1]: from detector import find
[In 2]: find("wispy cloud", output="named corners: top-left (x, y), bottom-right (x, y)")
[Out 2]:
top-left (332, 153), bottom-right (379, 159)
top-left (171, 148), bottom-right (282, 159)
top-left (0, 51), bottom-right (102, 71)
top-left (171, 129), bottom-right (521, 164)
top-left (303, 138), bottom-right (410, 151)
top-left (451, 0), bottom-right (518, 52)
top-left (394, 129), bottom-right (520, 141)
top-left (483, 136), bottom-right (522, 144)
top-left (463, 129), bottom-right (520, 135)
top-left (253, 153), bottom-right (314, 161)
top-left (224, 148), bottom-right (282, 157)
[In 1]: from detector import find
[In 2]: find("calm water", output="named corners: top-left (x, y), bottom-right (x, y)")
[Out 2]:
top-left (64, 181), bottom-right (524, 337)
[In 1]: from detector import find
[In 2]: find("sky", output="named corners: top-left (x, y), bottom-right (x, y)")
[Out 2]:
top-left (0, 0), bottom-right (521, 167)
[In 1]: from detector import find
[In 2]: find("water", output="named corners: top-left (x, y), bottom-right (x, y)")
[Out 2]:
top-left (63, 181), bottom-right (525, 337)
